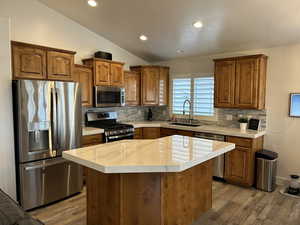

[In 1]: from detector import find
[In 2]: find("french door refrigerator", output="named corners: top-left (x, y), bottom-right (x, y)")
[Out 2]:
top-left (12, 80), bottom-right (83, 210)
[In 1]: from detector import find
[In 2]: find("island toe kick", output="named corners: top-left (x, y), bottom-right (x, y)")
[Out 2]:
top-left (86, 160), bottom-right (213, 225)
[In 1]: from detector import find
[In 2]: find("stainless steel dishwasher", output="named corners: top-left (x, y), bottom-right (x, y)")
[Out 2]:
top-left (194, 132), bottom-right (226, 179)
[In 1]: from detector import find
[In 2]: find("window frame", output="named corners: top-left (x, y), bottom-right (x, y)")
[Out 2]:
top-left (170, 73), bottom-right (218, 121)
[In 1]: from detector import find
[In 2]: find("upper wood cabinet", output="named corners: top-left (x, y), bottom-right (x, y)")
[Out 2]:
top-left (159, 67), bottom-right (169, 106)
top-left (74, 64), bottom-right (93, 107)
top-left (214, 60), bottom-right (236, 108)
top-left (82, 58), bottom-right (124, 87)
top-left (11, 41), bottom-right (76, 81)
top-left (124, 70), bottom-right (140, 106)
top-left (47, 51), bottom-right (74, 81)
top-left (130, 66), bottom-right (169, 106)
top-left (214, 54), bottom-right (267, 110)
top-left (110, 63), bottom-right (124, 86)
top-left (12, 44), bottom-right (47, 80)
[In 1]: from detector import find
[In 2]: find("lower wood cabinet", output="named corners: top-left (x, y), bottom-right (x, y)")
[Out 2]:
top-left (224, 136), bottom-right (263, 187)
top-left (160, 128), bottom-right (194, 137)
top-left (134, 128), bottom-right (143, 139)
top-left (82, 134), bottom-right (104, 147)
top-left (142, 127), bottom-right (161, 139)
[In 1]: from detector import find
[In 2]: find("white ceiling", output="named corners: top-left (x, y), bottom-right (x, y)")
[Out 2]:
top-left (38, 0), bottom-right (300, 62)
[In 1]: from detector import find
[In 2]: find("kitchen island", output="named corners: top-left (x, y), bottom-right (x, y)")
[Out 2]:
top-left (63, 135), bottom-right (235, 225)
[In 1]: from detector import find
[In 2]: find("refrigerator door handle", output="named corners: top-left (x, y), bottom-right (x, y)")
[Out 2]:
top-left (50, 86), bottom-right (57, 157)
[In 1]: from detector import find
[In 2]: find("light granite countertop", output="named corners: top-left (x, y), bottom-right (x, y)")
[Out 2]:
top-left (82, 121), bottom-right (266, 139)
top-left (63, 135), bottom-right (235, 173)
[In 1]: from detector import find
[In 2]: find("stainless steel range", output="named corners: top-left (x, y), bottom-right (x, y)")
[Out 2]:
top-left (85, 111), bottom-right (134, 143)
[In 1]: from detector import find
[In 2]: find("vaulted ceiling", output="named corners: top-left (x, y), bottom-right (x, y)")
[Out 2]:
top-left (38, 0), bottom-right (300, 62)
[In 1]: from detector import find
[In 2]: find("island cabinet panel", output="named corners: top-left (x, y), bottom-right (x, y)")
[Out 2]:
top-left (85, 160), bottom-right (212, 225)
top-left (142, 127), bottom-right (161, 139)
top-left (12, 45), bottom-right (47, 80)
top-left (214, 59), bottom-right (236, 108)
top-left (47, 51), bottom-right (74, 81)
top-left (74, 65), bottom-right (93, 107)
top-left (225, 136), bottom-right (263, 187)
top-left (214, 54), bottom-right (267, 110)
top-left (124, 71), bottom-right (140, 106)
top-left (133, 128), bottom-right (143, 139)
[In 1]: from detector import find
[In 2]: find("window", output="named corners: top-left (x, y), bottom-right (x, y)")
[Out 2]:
top-left (172, 77), bottom-right (214, 117)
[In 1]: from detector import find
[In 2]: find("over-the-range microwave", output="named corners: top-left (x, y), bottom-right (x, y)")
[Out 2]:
top-left (94, 86), bottom-right (125, 107)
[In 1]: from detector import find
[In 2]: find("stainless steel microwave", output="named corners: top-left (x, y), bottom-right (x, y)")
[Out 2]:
top-left (95, 86), bottom-right (125, 107)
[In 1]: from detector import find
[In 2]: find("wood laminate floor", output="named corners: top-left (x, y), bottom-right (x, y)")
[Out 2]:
top-left (30, 182), bottom-right (300, 225)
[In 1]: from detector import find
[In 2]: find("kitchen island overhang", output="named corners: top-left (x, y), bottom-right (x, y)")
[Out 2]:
top-left (63, 135), bottom-right (235, 225)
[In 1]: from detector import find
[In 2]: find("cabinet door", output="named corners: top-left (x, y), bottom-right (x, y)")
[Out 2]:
top-left (159, 67), bottom-right (169, 106)
top-left (225, 146), bottom-right (250, 185)
top-left (47, 51), bottom-right (74, 81)
top-left (94, 61), bottom-right (110, 86)
top-left (82, 134), bottom-right (104, 147)
top-left (74, 65), bottom-right (93, 107)
top-left (124, 71), bottom-right (140, 106)
top-left (142, 128), bottom-right (160, 139)
top-left (134, 128), bottom-right (143, 139)
top-left (235, 58), bottom-right (259, 109)
top-left (160, 128), bottom-right (177, 137)
top-left (12, 45), bottom-right (47, 80)
top-left (142, 67), bottom-right (159, 106)
top-left (214, 60), bottom-right (236, 107)
top-left (110, 63), bottom-right (124, 86)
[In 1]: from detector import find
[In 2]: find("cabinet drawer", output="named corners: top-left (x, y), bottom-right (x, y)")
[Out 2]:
top-left (227, 136), bottom-right (252, 148)
top-left (177, 130), bottom-right (194, 137)
top-left (160, 128), bottom-right (177, 137)
top-left (82, 134), bottom-right (103, 146)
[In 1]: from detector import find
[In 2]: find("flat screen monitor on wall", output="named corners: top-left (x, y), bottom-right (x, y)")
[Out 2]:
top-left (289, 93), bottom-right (300, 117)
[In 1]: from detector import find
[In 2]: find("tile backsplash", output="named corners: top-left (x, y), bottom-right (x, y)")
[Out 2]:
top-left (83, 106), bottom-right (266, 130)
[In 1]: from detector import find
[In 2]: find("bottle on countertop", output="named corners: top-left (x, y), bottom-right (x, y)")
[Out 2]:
top-left (147, 108), bottom-right (153, 121)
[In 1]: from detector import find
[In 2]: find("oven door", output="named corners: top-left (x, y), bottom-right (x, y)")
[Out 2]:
top-left (95, 86), bottom-right (125, 107)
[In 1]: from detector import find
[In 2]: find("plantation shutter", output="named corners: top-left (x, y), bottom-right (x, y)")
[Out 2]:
top-left (193, 77), bottom-right (214, 116)
top-left (172, 78), bottom-right (191, 115)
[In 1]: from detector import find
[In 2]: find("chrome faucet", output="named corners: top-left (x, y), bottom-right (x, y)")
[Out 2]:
top-left (183, 99), bottom-right (193, 123)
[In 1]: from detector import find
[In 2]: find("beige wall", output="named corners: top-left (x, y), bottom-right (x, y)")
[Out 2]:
top-left (157, 44), bottom-right (300, 180)
top-left (0, 18), bottom-right (16, 199)
top-left (0, 0), bottom-right (148, 69)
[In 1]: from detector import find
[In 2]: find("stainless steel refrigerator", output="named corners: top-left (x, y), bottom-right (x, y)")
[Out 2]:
top-left (12, 80), bottom-right (83, 210)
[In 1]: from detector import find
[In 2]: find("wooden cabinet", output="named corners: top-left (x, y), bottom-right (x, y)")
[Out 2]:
top-left (225, 136), bottom-right (263, 187)
top-left (130, 66), bottom-right (169, 106)
top-left (159, 67), bottom-right (169, 106)
top-left (214, 54), bottom-right (267, 109)
top-left (74, 65), bottom-right (93, 107)
top-left (124, 71), bottom-right (140, 106)
top-left (11, 41), bottom-right (76, 81)
top-left (110, 63), bottom-right (124, 86)
top-left (82, 134), bottom-right (104, 147)
top-left (142, 127), bottom-right (161, 139)
top-left (47, 51), bottom-right (74, 81)
top-left (83, 58), bottom-right (124, 87)
top-left (134, 128), bottom-right (143, 139)
top-left (160, 128), bottom-right (194, 137)
top-left (12, 44), bottom-right (47, 80)
top-left (214, 60), bottom-right (236, 107)
top-left (94, 61), bottom-right (110, 85)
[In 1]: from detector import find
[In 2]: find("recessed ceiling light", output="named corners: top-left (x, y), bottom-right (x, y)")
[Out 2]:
top-left (139, 35), bottom-right (148, 41)
top-left (87, 0), bottom-right (98, 7)
top-left (193, 21), bottom-right (203, 29)
top-left (177, 50), bottom-right (184, 53)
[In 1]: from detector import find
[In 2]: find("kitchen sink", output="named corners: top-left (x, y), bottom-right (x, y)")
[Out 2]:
top-left (169, 122), bottom-right (201, 127)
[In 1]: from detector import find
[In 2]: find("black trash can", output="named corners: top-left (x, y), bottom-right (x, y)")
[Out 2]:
top-left (255, 150), bottom-right (278, 192)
